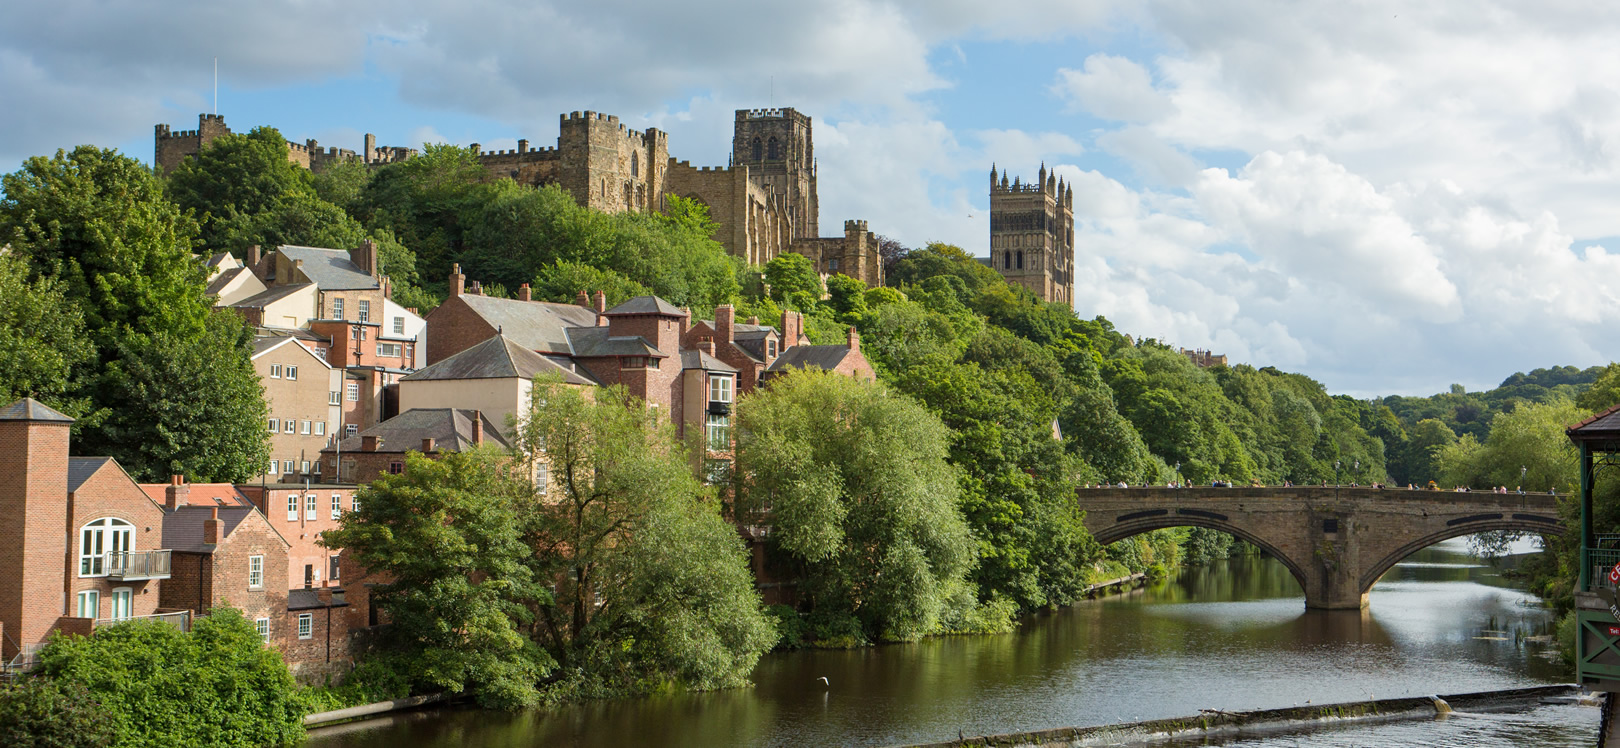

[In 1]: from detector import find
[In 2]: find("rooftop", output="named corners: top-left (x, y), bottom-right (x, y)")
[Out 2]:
top-left (162, 506), bottom-right (267, 554)
top-left (276, 245), bottom-right (379, 290)
top-left (402, 334), bottom-right (595, 385)
top-left (453, 294), bottom-right (599, 354)
top-left (326, 408), bottom-right (512, 453)
top-left (0, 397), bottom-right (75, 423)
top-left (66, 457), bottom-right (113, 493)
top-left (604, 295), bottom-right (686, 317)
top-left (767, 345), bottom-right (854, 373)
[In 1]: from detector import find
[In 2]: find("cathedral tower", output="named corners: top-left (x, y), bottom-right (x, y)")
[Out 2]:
top-left (732, 108), bottom-right (818, 239)
top-left (988, 163), bottom-right (1074, 306)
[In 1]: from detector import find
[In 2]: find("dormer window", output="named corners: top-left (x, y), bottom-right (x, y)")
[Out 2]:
top-left (767, 339), bottom-right (778, 359)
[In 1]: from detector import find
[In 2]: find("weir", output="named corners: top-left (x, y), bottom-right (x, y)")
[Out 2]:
top-left (1078, 486), bottom-right (1563, 609)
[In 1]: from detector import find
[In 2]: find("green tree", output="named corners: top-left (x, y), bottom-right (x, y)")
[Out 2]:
top-left (763, 253), bottom-right (822, 307)
top-left (1405, 418), bottom-right (1459, 485)
top-left (1436, 398), bottom-right (1584, 493)
top-left (359, 143), bottom-right (492, 282)
top-left (735, 370), bottom-right (976, 642)
top-left (531, 260), bottom-right (650, 307)
top-left (1578, 362), bottom-right (1620, 412)
top-left (322, 448), bottom-right (552, 709)
top-left (825, 273), bottom-right (868, 322)
top-left (34, 608), bottom-right (304, 748)
top-left (164, 127), bottom-right (316, 251)
top-left (0, 252), bottom-right (93, 415)
top-left (516, 378), bottom-right (773, 695)
top-left (0, 678), bottom-right (116, 748)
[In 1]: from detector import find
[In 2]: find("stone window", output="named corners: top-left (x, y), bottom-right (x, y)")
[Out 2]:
top-left (248, 555), bottom-right (264, 589)
top-left (79, 518), bottom-right (133, 577)
top-left (829, 258), bottom-right (840, 272)
top-left (630, 151), bottom-right (639, 178)
top-left (751, 137), bottom-right (762, 161)
top-left (767, 137), bottom-right (781, 160)
top-left (329, 391), bottom-right (341, 405)
top-left (300, 460), bottom-right (310, 474)
top-left (297, 613), bottom-right (313, 640)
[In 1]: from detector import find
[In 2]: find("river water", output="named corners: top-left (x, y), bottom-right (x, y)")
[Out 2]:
top-left (305, 537), bottom-right (1596, 747)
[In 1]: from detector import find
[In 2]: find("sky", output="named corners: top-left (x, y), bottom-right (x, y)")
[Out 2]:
top-left (3, 1), bottom-right (1620, 398)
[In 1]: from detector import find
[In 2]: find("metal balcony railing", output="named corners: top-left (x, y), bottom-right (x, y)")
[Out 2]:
top-left (1585, 546), bottom-right (1620, 592)
top-left (94, 610), bottom-right (190, 633)
top-left (105, 550), bottom-right (172, 580)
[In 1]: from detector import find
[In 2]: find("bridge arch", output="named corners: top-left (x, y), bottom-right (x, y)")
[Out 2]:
top-left (1356, 518), bottom-right (1565, 596)
top-left (1092, 517), bottom-right (1311, 599)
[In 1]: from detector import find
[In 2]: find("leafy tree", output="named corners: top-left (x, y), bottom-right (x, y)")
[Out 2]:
top-left (763, 253), bottom-right (822, 307)
top-left (515, 377), bottom-right (774, 695)
top-left (34, 608), bottom-right (304, 748)
top-left (323, 448), bottom-right (552, 709)
top-left (531, 260), bottom-right (650, 307)
top-left (1578, 362), bottom-right (1620, 412)
top-left (1436, 398), bottom-right (1584, 492)
top-left (311, 156), bottom-right (373, 216)
top-left (164, 127), bottom-right (316, 251)
top-left (358, 143), bottom-right (492, 282)
top-left (0, 252), bottom-right (93, 415)
top-left (735, 370), bottom-right (976, 642)
top-left (0, 677), bottom-right (116, 748)
top-left (1404, 418), bottom-right (1459, 485)
top-left (824, 273), bottom-right (868, 323)
top-left (873, 233), bottom-right (910, 273)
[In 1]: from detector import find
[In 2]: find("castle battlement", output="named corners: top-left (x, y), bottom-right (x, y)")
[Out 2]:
top-left (843, 219), bottom-right (868, 232)
top-left (740, 107), bottom-right (800, 120)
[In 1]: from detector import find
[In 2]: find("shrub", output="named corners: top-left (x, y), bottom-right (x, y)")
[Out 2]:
top-left (765, 605), bottom-right (808, 650)
top-left (0, 677), bottom-right (116, 748)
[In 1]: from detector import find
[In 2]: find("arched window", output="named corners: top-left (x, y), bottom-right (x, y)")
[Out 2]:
top-left (751, 138), bottom-right (763, 161)
top-left (630, 151), bottom-right (639, 178)
top-left (1016, 251), bottom-right (1024, 269)
top-left (1004, 250), bottom-right (1012, 269)
top-left (79, 518), bottom-right (133, 577)
top-left (767, 137), bottom-right (781, 160)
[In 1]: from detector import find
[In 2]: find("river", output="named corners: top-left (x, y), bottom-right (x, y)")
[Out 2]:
top-left (304, 537), bottom-right (1597, 747)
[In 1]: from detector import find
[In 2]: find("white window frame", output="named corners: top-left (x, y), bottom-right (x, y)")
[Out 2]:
top-left (376, 342), bottom-right (401, 358)
top-left (345, 424), bottom-right (358, 437)
top-left (358, 300), bottom-right (370, 323)
top-left (76, 590), bottom-right (99, 619)
top-left (315, 421), bottom-right (325, 436)
top-left (255, 617), bottom-right (271, 643)
top-left (109, 588), bottom-right (133, 621)
top-left (300, 420), bottom-right (311, 435)
top-left (314, 347), bottom-right (327, 362)
top-left (706, 413), bottom-right (730, 451)
top-left (331, 494), bottom-right (342, 519)
top-left (248, 555), bottom-right (264, 589)
top-left (305, 494), bottom-right (318, 521)
top-left (329, 391), bottom-right (341, 405)
top-left (300, 459), bottom-right (310, 474)
top-left (297, 613), bottom-right (313, 640)
top-left (284, 420), bottom-right (295, 434)
top-left (534, 460), bottom-right (549, 492)
top-left (282, 459), bottom-right (294, 474)
top-left (709, 374), bottom-right (733, 403)
top-left (286, 365), bottom-right (298, 381)
top-left (287, 495), bottom-right (298, 522)
top-left (346, 383), bottom-right (359, 402)
top-left (267, 459), bottom-right (278, 476)
top-left (269, 363), bottom-right (282, 379)
top-left (332, 297), bottom-right (344, 320)
top-left (267, 418), bottom-right (279, 433)
top-left (312, 459), bottom-right (323, 475)
top-left (79, 518), bottom-right (133, 577)
top-left (393, 316), bottom-right (405, 335)
top-left (351, 495), bottom-right (361, 513)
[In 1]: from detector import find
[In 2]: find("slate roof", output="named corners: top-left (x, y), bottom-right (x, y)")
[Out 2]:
top-left (205, 266), bottom-right (249, 295)
top-left (231, 283), bottom-right (313, 309)
top-left (767, 345), bottom-right (854, 373)
top-left (205, 251), bottom-right (234, 268)
top-left (287, 588), bottom-right (349, 610)
top-left (454, 295), bottom-right (599, 354)
top-left (325, 408), bottom-right (512, 453)
top-left (0, 398), bottom-right (75, 423)
top-left (259, 326), bottom-right (327, 342)
top-left (66, 457), bottom-right (113, 493)
top-left (694, 320), bottom-right (781, 362)
top-left (1569, 403), bottom-right (1620, 443)
top-left (403, 335), bottom-right (596, 385)
top-left (680, 350), bottom-right (739, 373)
top-left (604, 295), bottom-right (685, 316)
top-left (275, 245), bottom-right (379, 290)
top-left (161, 506), bottom-right (260, 553)
top-left (566, 327), bottom-right (667, 358)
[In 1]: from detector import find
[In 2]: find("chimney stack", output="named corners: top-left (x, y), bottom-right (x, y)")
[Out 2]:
top-left (450, 264), bottom-right (465, 297)
top-left (700, 338), bottom-right (716, 357)
top-left (576, 290), bottom-right (590, 308)
top-left (471, 411), bottom-right (484, 446)
top-left (164, 475), bottom-right (189, 510)
top-left (715, 305), bottom-right (735, 344)
top-left (518, 283), bottom-right (532, 302)
top-left (203, 506), bottom-right (221, 545)
top-left (847, 326), bottom-right (861, 354)
top-left (748, 316), bottom-right (760, 325)
top-left (247, 244), bottom-right (261, 268)
top-left (593, 290), bottom-right (606, 314)
top-left (781, 310), bottom-right (802, 347)
top-left (421, 437), bottom-right (435, 453)
top-left (361, 435), bottom-right (380, 452)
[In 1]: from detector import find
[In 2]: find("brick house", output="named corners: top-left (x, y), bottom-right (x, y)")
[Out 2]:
top-left (237, 483), bottom-right (358, 592)
top-left (158, 502), bottom-right (290, 648)
top-left (252, 335), bottom-right (343, 483)
top-left (320, 408), bottom-right (510, 485)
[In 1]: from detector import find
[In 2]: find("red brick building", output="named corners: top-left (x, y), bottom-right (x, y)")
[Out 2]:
top-left (238, 483), bottom-right (358, 592)
top-left (320, 408), bottom-right (510, 485)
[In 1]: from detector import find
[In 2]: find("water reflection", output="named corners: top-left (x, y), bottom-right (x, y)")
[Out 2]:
top-left (305, 538), bottom-right (1590, 748)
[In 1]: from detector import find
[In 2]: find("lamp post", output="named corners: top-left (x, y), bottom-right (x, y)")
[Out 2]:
top-left (1175, 461), bottom-right (1181, 488)
top-left (1335, 460), bottom-right (1342, 487)
top-left (1354, 459), bottom-right (1360, 486)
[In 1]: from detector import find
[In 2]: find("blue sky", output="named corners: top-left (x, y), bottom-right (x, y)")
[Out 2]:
top-left (8, 0), bottom-right (1620, 398)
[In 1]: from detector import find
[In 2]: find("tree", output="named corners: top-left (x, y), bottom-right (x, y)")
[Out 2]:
top-left (358, 143), bottom-right (492, 281)
top-left (34, 608), bottom-right (304, 748)
top-left (1436, 398), bottom-right (1584, 492)
top-left (824, 273), bottom-right (868, 323)
top-left (735, 370), bottom-right (976, 642)
top-left (164, 127), bottom-right (316, 251)
top-left (874, 233), bottom-right (910, 273)
top-left (763, 253), bottom-right (822, 307)
top-left (530, 260), bottom-right (650, 307)
top-left (0, 252), bottom-right (93, 416)
top-left (514, 377), bottom-right (774, 695)
top-left (323, 448), bottom-right (552, 709)
top-left (0, 678), bottom-right (116, 748)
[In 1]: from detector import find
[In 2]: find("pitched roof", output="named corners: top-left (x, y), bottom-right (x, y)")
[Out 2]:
top-left (402, 335), bottom-right (595, 385)
top-left (681, 349), bottom-right (739, 373)
top-left (67, 457), bottom-right (113, 493)
top-left (1569, 403), bottom-right (1620, 443)
top-left (0, 398), bottom-right (75, 423)
top-left (205, 266), bottom-right (249, 295)
top-left (453, 295), bottom-right (599, 354)
top-left (230, 283), bottom-right (313, 309)
top-left (767, 345), bottom-right (853, 373)
top-left (604, 295), bottom-right (685, 316)
top-left (275, 245), bottom-right (379, 290)
top-left (161, 505), bottom-right (260, 553)
top-left (287, 588), bottom-right (349, 610)
top-left (325, 408), bottom-right (512, 453)
top-left (566, 326), bottom-right (667, 358)
top-left (138, 482), bottom-right (252, 507)
top-left (205, 251), bottom-right (234, 268)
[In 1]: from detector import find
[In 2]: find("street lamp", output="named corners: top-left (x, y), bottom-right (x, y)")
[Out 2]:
top-left (1335, 460), bottom-right (1342, 487)
top-left (1354, 459), bottom-right (1360, 486)
top-left (1520, 465), bottom-right (1527, 492)
top-left (1175, 461), bottom-right (1181, 488)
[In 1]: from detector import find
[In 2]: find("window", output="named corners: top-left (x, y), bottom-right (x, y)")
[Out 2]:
top-left (1004, 250), bottom-right (1012, 269)
top-left (706, 414), bottom-right (730, 451)
top-left (333, 298), bottom-right (344, 320)
top-left (630, 151), bottom-right (639, 178)
top-left (751, 137), bottom-right (762, 161)
top-left (347, 383), bottom-right (359, 402)
top-left (358, 300), bottom-right (370, 323)
top-left (109, 588), bottom-right (132, 621)
top-left (297, 613), bottom-right (313, 640)
top-left (829, 258), bottom-right (840, 272)
top-left (331, 494), bottom-right (342, 519)
top-left (1016, 250), bottom-right (1024, 270)
top-left (79, 518), bottom-right (133, 577)
top-left (283, 420), bottom-right (295, 434)
top-left (388, 461), bottom-right (404, 475)
top-left (267, 459), bottom-right (278, 476)
top-left (300, 420), bottom-right (311, 435)
top-left (287, 495), bottom-right (298, 522)
top-left (329, 391), bottom-right (340, 405)
top-left (315, 421), bottom-right (325, 436)
top-left (767, 137), bottom-right (781, 160)
top-left (267, 418), bottom-right (279, 433)
top-left (534, 460), bottom-right (549, 492)
top-left (315, 347), bottom-right (327, 362)
top-left (352, 495), bottom-right (361, 513)
top-left (255, 618), bottom-right (271, 643)
top-left (312, 460), bottom-right (323, 475)
top-left (305, 494), bottom-right (317, 521)
top-left (621, 356), bottom-right (647, 369)
top-left (269, 364), bottom-right (282, 379)
top-left (767, 339), bottom-right (777, 358)
top-left (376, 342), bottom-right (401, 358)
top-left (76, 590), bottom-right (99, 619)
top-left (300, 460), bottom-right (310, 474)
top-left (393, 316), bottom-right (405, 335)
top-left (709, 375), bottom-right (733, 403)
top-left (329, 555), bottom-right (341, 580)
top-left (345, 424), bottom-right (358, 437)
top-left (286, 365), bottom-right (298, 381)
top-left (282, 459), bottom-right (294, 474)
top-left (248, 555), bottom-right (264, 589)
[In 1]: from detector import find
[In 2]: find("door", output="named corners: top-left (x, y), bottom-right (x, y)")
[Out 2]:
top-left (110, 588), bottom-right (132, 621)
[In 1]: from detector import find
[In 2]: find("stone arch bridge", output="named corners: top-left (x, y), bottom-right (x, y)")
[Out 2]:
top-left (1078, 487), bottom-right (1563, 609)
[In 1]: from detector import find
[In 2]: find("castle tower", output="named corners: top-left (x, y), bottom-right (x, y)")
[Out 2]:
top-left (557, 111), bottom-right (669, 215)
top-left (989, 162), bottom-right (1074, 306)
top-left (0, 399), bottom-right (74, 659)
top-left (732, 108), bottom-right (818, 239)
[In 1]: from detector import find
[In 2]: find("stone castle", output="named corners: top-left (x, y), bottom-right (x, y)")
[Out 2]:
top-left (155, 109), bottom-right (882, 288)
top-left (987, 163), bottom-right (1075, 306)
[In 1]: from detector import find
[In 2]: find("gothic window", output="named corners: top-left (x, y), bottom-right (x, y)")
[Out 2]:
top-left (1016, 251), bottom-right (1024, 270)
top-left (1004, 251), bottom-right (1012, 270)
top-left (630, 151), bottom-right (639, 178)
top-left (751, 138), bottom-right (763, 161)
top-left (767, 137), bottom-right (781, 160)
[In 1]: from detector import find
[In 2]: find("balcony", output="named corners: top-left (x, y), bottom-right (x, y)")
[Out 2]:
top-left (1584, 535), bottom-right (1620, 593)
top-left (94, 610), bottom-right (191, 633)
top-left (105, 550), bottom-right (172, 581)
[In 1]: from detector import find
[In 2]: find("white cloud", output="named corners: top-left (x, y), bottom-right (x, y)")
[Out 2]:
top-left (1053, 54), bottom-right (1172, 122)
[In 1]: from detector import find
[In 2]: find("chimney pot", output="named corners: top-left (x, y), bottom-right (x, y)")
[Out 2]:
top-left (518, 283), bottom-right (532, 302)
top-left (847, 326), bottom-right (860, 354)
top-left (577, 290), bottom-right (590, 308)
top-left (700, 338), bottom-right (716, 356)
top-left (471, 411), bottom-right (484, 446)
top-left (164, 476), bottom-right (190, 510)
top-left (450, 264), bottom-right (465, 298)
top-left (422, 437), bottom-right (435, 453)
top-left (715, 305), bottom-right (736, 344)
top-left (203, 507), bottom-right (222, 544)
